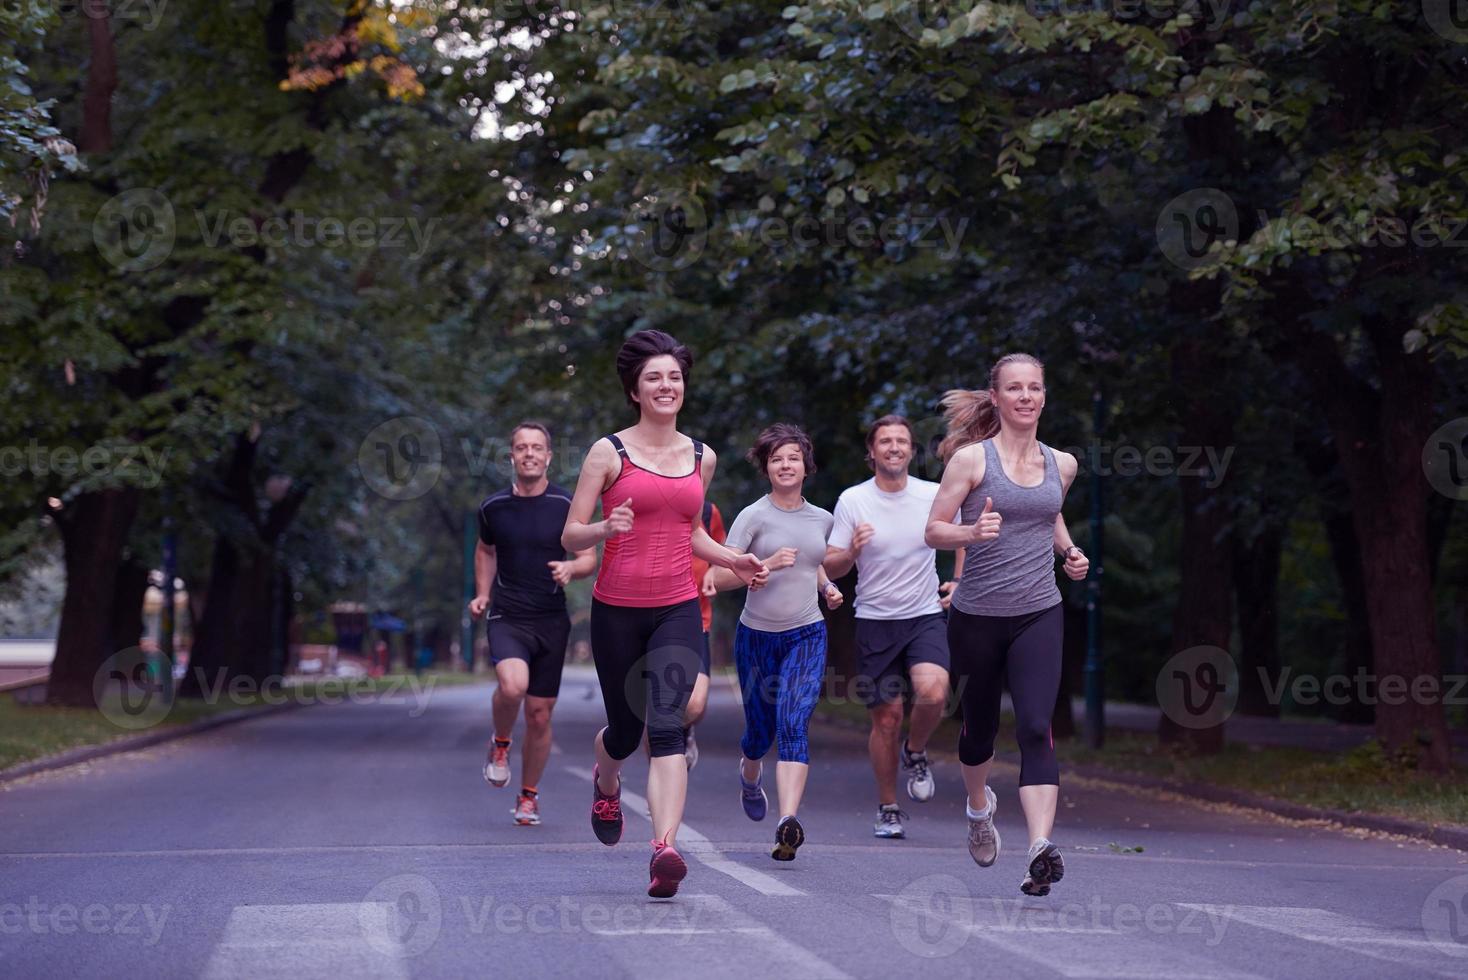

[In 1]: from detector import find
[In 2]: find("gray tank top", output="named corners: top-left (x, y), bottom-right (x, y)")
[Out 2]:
top-left (952, 439), bottom-right (1064, 616)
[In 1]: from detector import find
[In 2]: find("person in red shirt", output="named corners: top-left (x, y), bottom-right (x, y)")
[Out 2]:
top-left (561, 329), bottom-right (766, 899)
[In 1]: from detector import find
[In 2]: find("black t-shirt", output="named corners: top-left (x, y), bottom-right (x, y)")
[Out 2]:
top-left (477, 483), bottom-right (574, 618)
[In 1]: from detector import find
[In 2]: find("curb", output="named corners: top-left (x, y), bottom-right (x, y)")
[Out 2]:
top-left (811, 711), bottom-right (1468, 853)
top-left (0, 700), bottom-right (306, 785)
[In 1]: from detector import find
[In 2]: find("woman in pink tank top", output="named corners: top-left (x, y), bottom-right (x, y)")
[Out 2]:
top-left (561, 329), bottom-right (766, 899)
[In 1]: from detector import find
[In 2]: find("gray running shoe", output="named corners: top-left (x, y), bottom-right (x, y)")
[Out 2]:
top-left (873, 803), bottom-right (907, 839)
top-left (901, 740), bottom-right (935, 803)
top-left (966, 785), bottom-right (1000, 867)
top-left (1021, 837), bottom-right (1065, 896)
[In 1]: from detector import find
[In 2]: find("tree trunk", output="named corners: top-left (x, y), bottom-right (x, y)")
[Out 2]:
top-left (1233, 523), bottom-right (1284, 717)
top-left (1158, 328), bottom-right (1236, 754)
top-left (110, 557), bottom-right (150, 657)
top-left (1294, 315), bottom-right (1450, 769)
top-left (48, 489), bottom-right (141, 706)
top-left (1320, 508), bottom-right (1374, 724)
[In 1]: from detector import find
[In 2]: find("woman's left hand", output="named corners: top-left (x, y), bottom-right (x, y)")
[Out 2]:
top-left (731, 552), bottom-right (767, 588)
top-left (1063, 548), bottom-right (1089, 581)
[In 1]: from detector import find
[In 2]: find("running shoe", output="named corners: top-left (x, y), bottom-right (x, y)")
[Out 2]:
top-left (1021, 838), bottom-right (1065, 897)
top-left (771, 815), bottom-right (804, 862)
top-left (684, 726), bottom-right (699, 771)
top-left (966, 785), bottom-right (999, 867)
top-left (483, 740), bottom-right (511, 787)
top-left (590, 764), bottom-right (623, 846)
top-left (513, 792), bottom-right (540, 826)
top-left (901, 740), bottom-right (934, 803)
top-left (873, 803), bottom-right (907, 839)
top-left (739, 760), bottom-right (767, 822)
top-left (648, 839), bottom-right (688, 898)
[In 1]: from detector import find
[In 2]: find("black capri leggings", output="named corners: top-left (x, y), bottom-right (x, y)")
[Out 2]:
top-left (591, 598), bottom-right (704, 760)
top-left (948, 603), bottom-right (1064, 786)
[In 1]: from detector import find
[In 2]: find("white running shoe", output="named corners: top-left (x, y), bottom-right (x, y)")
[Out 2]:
top-left (901, 740), bottom-right (935, 802)
top-left (1021, 837), bottom-right (1065, 896)
top-left (483, 741), bottom-right (511, 787)
top-left (873, 804), bottom-right (907, 839)
top-left (966, 785), bottom-right (1000, 867)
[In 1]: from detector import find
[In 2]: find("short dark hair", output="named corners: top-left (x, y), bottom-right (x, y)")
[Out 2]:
top-left (509, 421), bottom-right (553, 451)
top-left (864, 414), bottom-right (914, 469)
top-left (746, 423), bottom-right (818, 478)
top-left (615, 329), bottom-right (693, 412)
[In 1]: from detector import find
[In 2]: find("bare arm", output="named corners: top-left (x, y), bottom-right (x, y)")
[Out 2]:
top-left (823, 543), bottom-right (855, 580)
top-left (568, 547), bottom-right (598, 579)
top-left (561, 439), bottom-right (622, 552)
top-left (468, 541), bottom-right (496, 618)
top-left (925, 444), bottom-right (985, 550)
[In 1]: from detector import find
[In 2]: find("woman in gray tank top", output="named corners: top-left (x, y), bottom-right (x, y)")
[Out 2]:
top-left (923, 353), bottom-right (1090, 898)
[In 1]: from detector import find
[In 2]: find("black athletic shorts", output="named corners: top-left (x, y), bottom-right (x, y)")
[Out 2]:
top-left (853, 613), bottom-right (950, 707)
top-left (487, 612), bottom-right (572, 699)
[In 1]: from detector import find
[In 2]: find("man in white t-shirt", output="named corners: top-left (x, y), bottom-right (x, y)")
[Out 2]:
top-left (826, 414), bottom-right (962, 840)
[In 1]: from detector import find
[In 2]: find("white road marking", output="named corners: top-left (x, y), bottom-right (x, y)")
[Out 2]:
top-left (1179, 904), bottom-right (1465, 975)
top-left (565, 765), bottom-right (805, 897)
top-left (878, 893), bottom-right (1261, 979)
top-left (607, 893), bottom-right (851, 979)
top-left (200, 904), bottom-right (411, 980)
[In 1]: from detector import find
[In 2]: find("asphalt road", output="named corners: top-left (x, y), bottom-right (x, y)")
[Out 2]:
top-left (4, 665), bottom-right (1468, 979)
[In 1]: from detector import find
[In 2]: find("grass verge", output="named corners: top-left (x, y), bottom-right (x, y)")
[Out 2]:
top-left (815, 699), bottom-right (1468, 828)
top-left (0, 671), bottom-right (487, 772)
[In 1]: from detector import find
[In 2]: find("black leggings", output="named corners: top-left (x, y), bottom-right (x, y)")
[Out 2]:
top-left (591, 598), bottom-right (703, 760)
top-left (948, 603), bottom-right (1063, 786)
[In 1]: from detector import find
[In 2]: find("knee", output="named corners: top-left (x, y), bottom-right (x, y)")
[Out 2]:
top-left (647, 722), bottom-right (686, 758)
top-left (869, 704), bottom-right (903, 738)
top-left (1015, 716), bottom-right (1053, 752)
top-left (911, 680), bottom-right (948, 708)
top-left (495, 679), bottom-right (527, 703)
top-left (524, 703), bottom-right (552, 734)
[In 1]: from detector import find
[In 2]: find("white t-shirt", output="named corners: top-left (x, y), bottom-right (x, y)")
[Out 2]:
top-left (829, 477), bottom-right (954, 620)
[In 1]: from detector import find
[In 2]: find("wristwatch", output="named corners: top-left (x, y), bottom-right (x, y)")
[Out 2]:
top-left (1063, 546), bottom-right (1082, 561)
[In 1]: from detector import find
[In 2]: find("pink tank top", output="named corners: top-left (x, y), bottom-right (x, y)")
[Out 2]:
top-left (593, 434), bottom-right (706, 608)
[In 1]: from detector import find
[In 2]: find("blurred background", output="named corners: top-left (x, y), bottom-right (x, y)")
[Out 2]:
top-left (1, 0), bottom-right (1465, 781)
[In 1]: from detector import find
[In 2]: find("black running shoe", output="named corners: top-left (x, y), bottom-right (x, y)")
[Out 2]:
top-left (590, 764), bottom-right (623, 846)
top-left (771, 815), bottom-right (804, 862)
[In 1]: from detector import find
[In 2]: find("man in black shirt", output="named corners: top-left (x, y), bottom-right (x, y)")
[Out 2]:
top-left (469, 422), bottom-right (597, 826)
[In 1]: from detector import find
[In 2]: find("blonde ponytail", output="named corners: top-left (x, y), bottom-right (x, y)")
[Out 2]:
top-left (938, 389), bottom-right (999, 461)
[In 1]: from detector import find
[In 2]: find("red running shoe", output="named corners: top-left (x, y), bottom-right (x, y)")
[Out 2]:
top-left (590, 764), bottom-right (623, 846)
top-left (647, 839), bottom-right (687, 898)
